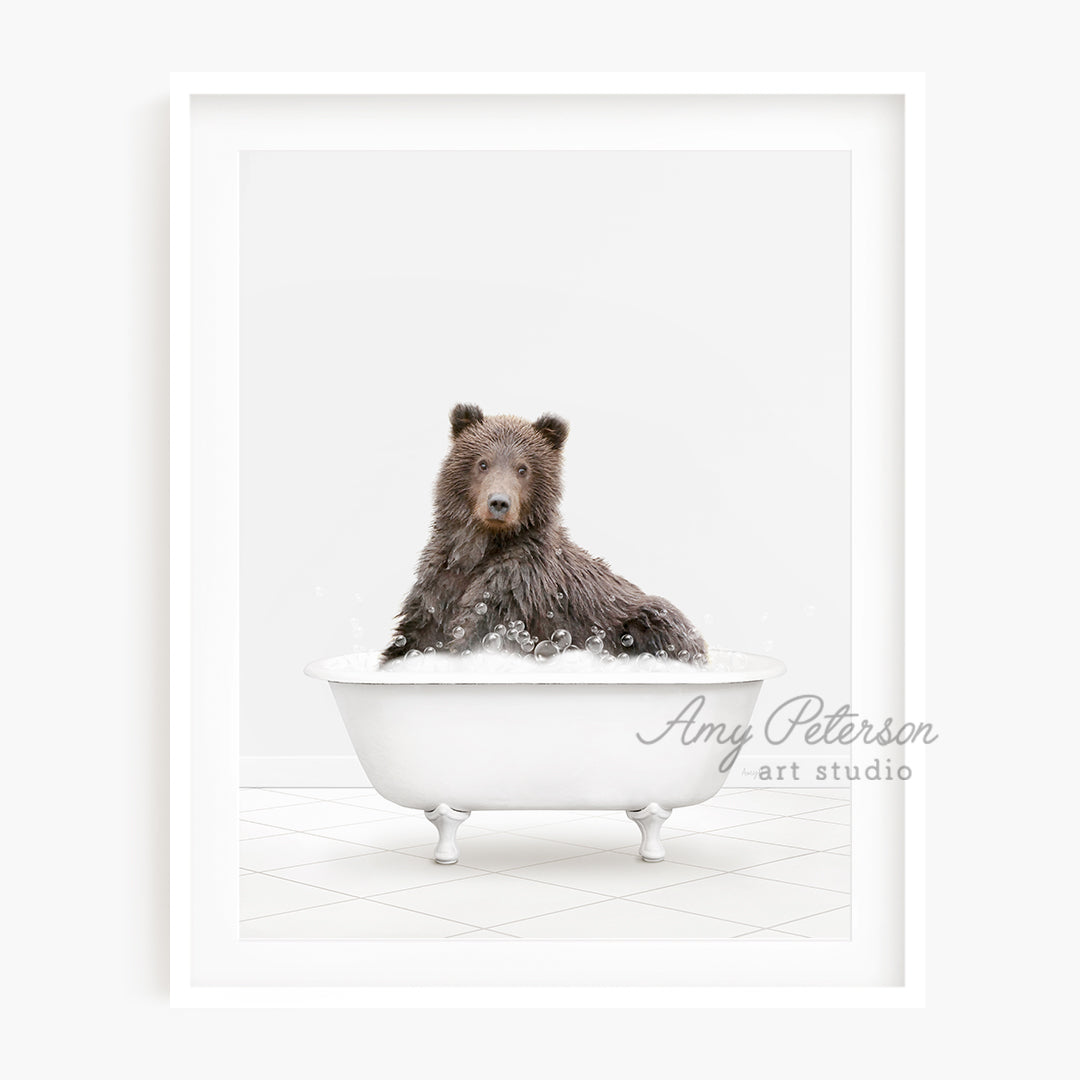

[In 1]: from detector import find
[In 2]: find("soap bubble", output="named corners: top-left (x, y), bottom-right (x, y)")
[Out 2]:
top-left (620, 633), bottom-right (634, 648)
top-left (617, 653), bottom-right (630, 663)
top-left (426, 605), bottom-right (435, 614)
top-left (510, 620), bottom-right (524, 633)
top-left (475, 602), bottom-right (488, 615)
top-left (655, 650), bottom-right (667, 660)
top-left (494, 624), bottom-right (507, 636)
top-left (534, 640), bottom-right (558, 662)
top-left (586, 635), bottom-right (604, 654)
top-left (482, 633), bottom-right (503, 653)
top-left (405, 649), bottom-right (421, 660)
top-left (552, 629), bottom-right (572, 650)
top-left (546, 610), bottom-right (555, 618)
top-left (677, 650), bottom-right (690, 662)
top-left (462, 649), bottom-right (472, 657)
top-left (601, 653), bottom-right (615, 663)
top-left (435, 641), bottom-right (444, 649)
top-left (520, 638), bottom-right (535, 653)
top-left (393, 635), bottom-right (407, 648)
top-left (556, 592), bottom-right (565, 602)
top-left (424, 647), bottom-right (436, 655)
top-left (452, 626), bottom-right (465, 640)
top-left (554, 548), bottom-right (562, 556)
top-left (483, 591), bottom-right (491, 599)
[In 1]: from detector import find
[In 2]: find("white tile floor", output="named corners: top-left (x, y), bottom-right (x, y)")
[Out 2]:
top-left (239, 786), bottom-right (851, 939)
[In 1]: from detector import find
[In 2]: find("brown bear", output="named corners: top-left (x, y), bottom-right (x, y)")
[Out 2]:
top-left (380, 403), bottom-right (708, 664)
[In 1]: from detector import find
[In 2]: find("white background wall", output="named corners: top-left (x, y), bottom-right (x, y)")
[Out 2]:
top-left (239, 144), bottom-right (850, 763)
top-left (2, 1), bottom-right (1076, 1075)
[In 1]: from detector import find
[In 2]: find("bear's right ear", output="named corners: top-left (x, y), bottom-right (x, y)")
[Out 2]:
top-left (533, 412), bottom-right (569, 451)
top-left (450, 402), bottom-right (484, 438)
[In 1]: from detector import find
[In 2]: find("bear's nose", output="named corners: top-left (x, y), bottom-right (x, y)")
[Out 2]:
top-left (487, 494), bottom-right (511, 518)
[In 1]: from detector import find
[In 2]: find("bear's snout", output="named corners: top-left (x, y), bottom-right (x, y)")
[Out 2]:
top-left (487, 493), bottom-right (511, 519)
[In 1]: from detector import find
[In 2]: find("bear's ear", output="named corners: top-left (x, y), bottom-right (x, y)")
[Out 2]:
top-left (450, 403), bottom-right (484, 438)
top-left (533, 412), bottom-right (569, 451)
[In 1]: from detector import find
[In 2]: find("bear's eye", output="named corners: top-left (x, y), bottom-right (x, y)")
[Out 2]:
top-left (517, 465), bottom-right (528, 476)
top-left (478, 460), bottom-right (488, 471)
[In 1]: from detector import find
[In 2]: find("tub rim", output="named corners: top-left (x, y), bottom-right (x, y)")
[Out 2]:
top-left (304, 649), bottom-right (786, 686)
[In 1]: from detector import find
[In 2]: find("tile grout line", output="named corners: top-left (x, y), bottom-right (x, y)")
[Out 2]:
top-left (619, 842), bottom-right (848, 871)
top-left (732, 926), bottom-right (811, 940)
top-left (256, 863), bottom-right (496, 903)
top-left (362, 889), bottom-right (586, 934)
top-left (241, 888), bottom-right (492, 936)
top-left (367, 888), bottom-right (680, 936)
top-left (726, 867), bottom-right (850, 895)
top-left (240, 888), bottom-right (379, 923)
top-left (251, 868), bottom-right (402, 904)
top-left (765, 903), bottom-right (852, 933)
top-left (622, 866), bottom-right (851, 906)
top-left (238, 810), bottom-right (406, 831)
top-left (615, 895), bottom-right (767, 934)
top-left (244, 870), bottom-right (499, 934)
top-left (619, 889), bottom-right (837, 929)
top-left (472, 847), bottom-right (850, 896)
top-left (693, 828), bottom-right (849, 851)
top-left (488, 896), bottom-right (767, 937)
top-left (492, 863), bottom-right (730, 902)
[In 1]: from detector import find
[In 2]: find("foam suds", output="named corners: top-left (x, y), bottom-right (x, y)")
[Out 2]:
top-left (318, 647), bottom-right (756, 678)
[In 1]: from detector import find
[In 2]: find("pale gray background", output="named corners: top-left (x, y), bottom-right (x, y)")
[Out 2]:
top-left (239, 149), bottom-right (851, 759)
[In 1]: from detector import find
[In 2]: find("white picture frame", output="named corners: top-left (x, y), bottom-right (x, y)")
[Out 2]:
top-left (171, 72), bottom-right (925, 1007)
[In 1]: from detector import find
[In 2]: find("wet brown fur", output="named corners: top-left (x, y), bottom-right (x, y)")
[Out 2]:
top-left (381, 404), bottom-right (708, 663)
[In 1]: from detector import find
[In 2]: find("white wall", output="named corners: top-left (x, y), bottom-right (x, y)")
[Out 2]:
top-left (239, 141), bottom-right (850, 765)
top-left (3, 0), bottom-right (1075, 1073)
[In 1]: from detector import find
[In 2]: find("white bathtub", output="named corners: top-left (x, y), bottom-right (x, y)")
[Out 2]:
top-left (304, 651), bottom-right (785, 863)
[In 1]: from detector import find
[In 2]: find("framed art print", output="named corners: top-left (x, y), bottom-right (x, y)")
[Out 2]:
top-left (171, 73), bottom-right (925, 1006)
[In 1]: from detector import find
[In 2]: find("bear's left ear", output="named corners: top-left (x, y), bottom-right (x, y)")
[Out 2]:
top-left (533, 412), bottom-right (569, 451)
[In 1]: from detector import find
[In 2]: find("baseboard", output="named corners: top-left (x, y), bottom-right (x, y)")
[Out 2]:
top-left (240, 756), bottom-right (370, 787)
top-left (240, 754), bottom-right (850, 789)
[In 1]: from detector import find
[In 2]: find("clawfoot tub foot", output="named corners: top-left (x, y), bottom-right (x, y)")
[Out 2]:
top-left (424, 804), bottom-right (471, 864)
top-left (626, 803), bottom-right (672, 861)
